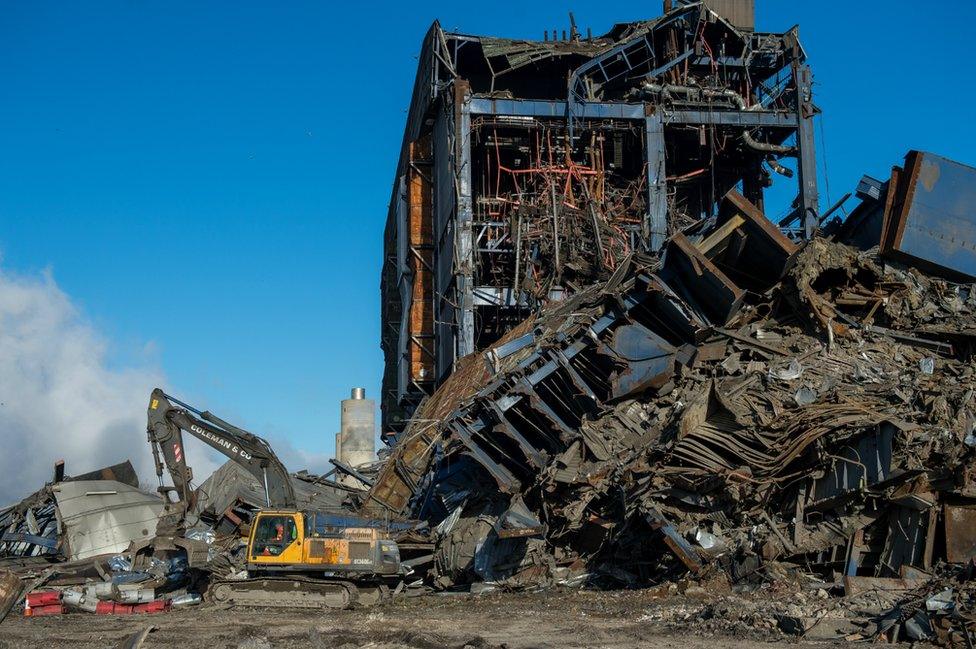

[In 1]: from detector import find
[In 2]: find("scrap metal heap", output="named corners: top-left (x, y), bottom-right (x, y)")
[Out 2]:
top-left (375, 5), bottom-right (976, 640)
top-left (0, 458), bottom-right (352, 621)
top-left (365, 151), bottom-right (976, 640)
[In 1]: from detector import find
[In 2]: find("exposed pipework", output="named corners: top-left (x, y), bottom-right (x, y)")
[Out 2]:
top-left (742, 130), bottom-right (797, 155)
top-left (766, 156), bottom-right (794, 178)
top-left (703, 87), bottom-right (747, 110)
top-left (641, 83), bottom-right (750, 111)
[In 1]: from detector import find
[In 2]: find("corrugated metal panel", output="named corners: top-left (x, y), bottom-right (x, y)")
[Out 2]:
top-left (53, 480), bottom-right (163, 561)
top-left (433, 101), bottom-right (456, 383)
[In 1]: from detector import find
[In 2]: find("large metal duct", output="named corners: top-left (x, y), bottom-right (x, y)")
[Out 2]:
top-left (704, 0), bottom-right (754, 31)
top-left (667, 0), bottom-right (755, 31)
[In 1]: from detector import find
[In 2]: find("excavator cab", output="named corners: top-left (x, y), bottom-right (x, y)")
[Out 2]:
top-left (252, 514), bottom-right (299, 557)
top-left (249, 511), bottom-right (304, 564)
top-left (216, 510), bottom-right (403, 610)
top-left (246, 510), bottom-right (401, 577)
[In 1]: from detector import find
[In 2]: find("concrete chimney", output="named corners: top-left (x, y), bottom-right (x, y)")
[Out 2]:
top-left (338, 388), bottom-right (375, 487)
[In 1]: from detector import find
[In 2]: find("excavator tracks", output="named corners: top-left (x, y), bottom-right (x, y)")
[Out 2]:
top-left (209, 577), bottom-right (389, 610)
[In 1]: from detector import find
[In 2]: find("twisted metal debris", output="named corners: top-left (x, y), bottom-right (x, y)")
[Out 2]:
top-left (363, 172), bottom-right (976, 646)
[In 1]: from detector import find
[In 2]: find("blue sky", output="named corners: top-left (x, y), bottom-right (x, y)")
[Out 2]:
top-left (1, 1), bottom-right (974, 471)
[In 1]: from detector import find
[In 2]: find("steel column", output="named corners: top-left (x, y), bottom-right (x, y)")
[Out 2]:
top-left (456, 93), bottom-right (476, 361)
top-left (646, 112), bottom-right (667, 251)
top-left (794, 63), bottom-right (820, 238)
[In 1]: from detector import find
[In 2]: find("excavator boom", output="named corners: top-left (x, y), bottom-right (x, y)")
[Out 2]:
top-left (147, 388), bottom-right (296, 517)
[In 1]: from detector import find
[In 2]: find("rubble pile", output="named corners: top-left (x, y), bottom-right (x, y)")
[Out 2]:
top-left (0, 461), bottom-right (211, 624)
top-left (363, 170), bottom-right (976, 641)
top-left (631, 564), bottom-right (976, 644)
top-left (863, 567), bottom-right (976, 644)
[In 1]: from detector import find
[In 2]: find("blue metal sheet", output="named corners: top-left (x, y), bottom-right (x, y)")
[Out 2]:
top-left (527, 358), bottom-right (559, 386)
top-left (308, 514), bottom-right (415, 534)
top-left (886, 152), bottom-right (976, 280)
top-left (489, 333), bottom-right (535, 361)
top-left (811, 424), bottom-right (894, 506)
top-left (603, 323), bottom-right (676, 400)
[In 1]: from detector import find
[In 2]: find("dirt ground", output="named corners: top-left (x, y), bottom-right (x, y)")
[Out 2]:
top-left (0, 588), bottom-right (869, 649)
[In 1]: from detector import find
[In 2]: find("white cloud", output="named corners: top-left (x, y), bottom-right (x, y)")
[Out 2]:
top-left (0, 267), bottom-right (222, 505)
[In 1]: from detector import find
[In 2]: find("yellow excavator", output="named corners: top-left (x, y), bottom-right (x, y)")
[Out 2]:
top-left (145, 388), bottom-right (403, 608)
top-left (227, 510), bottom-right (402, 607)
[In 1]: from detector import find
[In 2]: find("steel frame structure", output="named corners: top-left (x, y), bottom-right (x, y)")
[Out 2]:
top-left (381, 4), bottom-right (820, 438)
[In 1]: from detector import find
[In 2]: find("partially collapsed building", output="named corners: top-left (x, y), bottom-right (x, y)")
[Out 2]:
top-left (380, 0), bottom-right (820, 438)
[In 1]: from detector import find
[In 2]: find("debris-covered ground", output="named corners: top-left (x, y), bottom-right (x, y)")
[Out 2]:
top-left (0, 586), bottom-right (879, 649)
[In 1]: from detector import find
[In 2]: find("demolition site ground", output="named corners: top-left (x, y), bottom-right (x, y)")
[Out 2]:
top-left (0, 587), bottom-right (844, 649)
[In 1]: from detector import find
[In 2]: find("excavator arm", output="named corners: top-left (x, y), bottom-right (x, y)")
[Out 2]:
top-left (147, 388), bottom-right (296, 515)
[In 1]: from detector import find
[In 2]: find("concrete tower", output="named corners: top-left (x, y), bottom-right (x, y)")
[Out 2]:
top-left (339, 388), bottom-right (375, 484)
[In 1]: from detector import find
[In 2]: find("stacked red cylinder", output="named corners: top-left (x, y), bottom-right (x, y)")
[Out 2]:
top-left (24, 589), bottom-right (172, 616)
top-left (25, 591), bottom-right (62, 607)
top-left (134, 600), bottom-right (170, 614)
top-left (26, 604), bottom-right (66, 617)
top-left (94, 600), bottom-right (171, 615)
top-left (24, 591), bottom-right (65, 617)
top-left (95, 601), bottom-right (131, 614)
